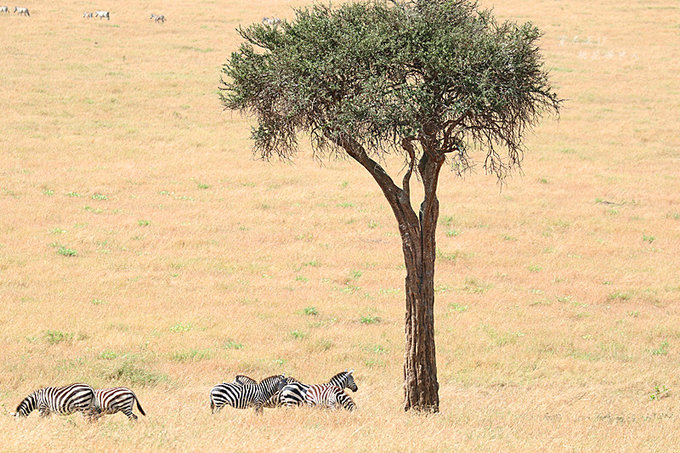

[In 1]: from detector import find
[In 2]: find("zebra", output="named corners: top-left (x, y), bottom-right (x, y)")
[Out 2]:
top-left (150, 13), bottom-right (165, 23)
top-left (210, 374), bottom-right (288, 414)
top-left (305, 385), bottom-right (356, 411)
top-left (12, 383), bottom-right (99, 420)
top-left (0, 6), bottom-right (9, 13)
top-left (233, 374), bottom-right (257, 385)
top-left (279, 370), bottom-right (358, 407)
top-left (14, 6), bottom-right (29, 16)
top-left (93, 387), bottom-right (146, 420)
top-left (94, 10), bottom-right (109, 20)
top-left (231, 374), bottom-right (297, 408)
top-left (83, 12), bottom-right (93, 18)
top-left (261, 17), bottom-right (281, 26)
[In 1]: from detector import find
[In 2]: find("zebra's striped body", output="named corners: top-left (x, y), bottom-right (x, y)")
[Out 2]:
top-left (94, 387), bottom-right (146, 420)
top-left (0, 6), bottom-right (9, 13)
top-left (150, 13), bottom-right (165, 23)
top-left (279, 370), bottom-right (357, 407)
top-left (83, 11), bottom-right (93, 18)
top-left (14, 6), bottom-right (29, 16)
top-left (210, 375), bottom-right (288, 414)
top-left (233, 374), bottom-right (257, 385)
top-left (94, 10), bottom-right (109, 20)
top-left (13, 383), bottom-right (98, 419)
top-left (305, 385), bottom-right (356, 411)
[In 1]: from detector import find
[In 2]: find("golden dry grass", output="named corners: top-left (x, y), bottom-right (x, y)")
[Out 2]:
top-left (1, 0), bottom-right (679, 451)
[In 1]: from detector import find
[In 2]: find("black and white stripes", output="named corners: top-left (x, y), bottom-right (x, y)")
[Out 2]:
top-left (279, 370), bottom-right (357, 407)
top-left (210, 374), bottom-right (289, 414)
top-left (13, 383), bottom-right (98, 420)
top-left (94, 387), bottom-right (146, 420)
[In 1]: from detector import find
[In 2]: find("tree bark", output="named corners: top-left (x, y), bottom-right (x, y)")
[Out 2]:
top-left (335, 133), bottom-right (441, 413)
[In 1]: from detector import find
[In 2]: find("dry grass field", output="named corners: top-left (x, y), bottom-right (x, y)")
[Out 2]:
top-left (1, 0), bottom-right (679, 451)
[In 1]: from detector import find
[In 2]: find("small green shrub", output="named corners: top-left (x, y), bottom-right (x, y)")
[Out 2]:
top-left (108, 362), bottom-right (168, 387)
top-left (223, 340), bottom-right (243, 350)
top-left (138, 219), bottom-right (150, 226)
top-left (57, 246), bottom-right (77, 257)
top-left (169, 322), bottom-right (192, 332)
top-left (303, 306), bottom-right (318, 316)
top-left (360, 315), bottom-right (380, 325)
top-left (171, 349), bottom-right (212, 362)
top-left (91, 193), bottom-right (108, 200)
top-left (290, 330), bottom-right (307, 339)
top-left (44, 330), bottom-right (74, 344)
top-left (98, 350), bottom-right (118, 360)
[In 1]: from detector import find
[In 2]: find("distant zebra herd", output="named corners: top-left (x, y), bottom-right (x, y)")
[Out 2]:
top-left (13, 370), bottom-right (357, 421)
top-left (0, 7), bottom-right (167, 23)
top-left (1, 6), bottom-right (29, 16)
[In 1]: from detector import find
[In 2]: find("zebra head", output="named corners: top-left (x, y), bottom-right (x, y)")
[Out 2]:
top-left (14, 392), bottom-right (38, 417)
top-left (329, 370), bottom-right (358, 392)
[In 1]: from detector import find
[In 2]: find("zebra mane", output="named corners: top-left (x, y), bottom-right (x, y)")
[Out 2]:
top-left (259, 374), bottom-right (285, 385)
top-left (328, 370), bottom-right (350, 384)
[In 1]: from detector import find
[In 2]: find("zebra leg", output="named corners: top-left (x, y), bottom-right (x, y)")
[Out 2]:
top-left (38, 406), bottom-right (50, 418)
top-left (124, 409), bottom-right (138, 420)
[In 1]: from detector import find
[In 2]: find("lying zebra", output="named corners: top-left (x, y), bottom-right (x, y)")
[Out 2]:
top-left (93, 387), bottom-right (146, 420)
top-left (279, 370), bottom-right (358, 407)
top-left (210, 374), bottom-right (290, 414)
top-left (14, 6), bottom-right (29, 16)
top-left (0, 6), bottom-right (9, 13)
top-left (150, 13), bottom-right (165, 23)
top-left (13, 383), bottom-right (99, 421)
top-left (94, 10), bottom-right (109, 20)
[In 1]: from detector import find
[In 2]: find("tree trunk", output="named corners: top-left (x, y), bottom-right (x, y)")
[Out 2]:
top-left (403, 240), bottom-right (439, 412)
top-left (402, 149), bottom-right (441, 413)
top-left (335, 133), bottom-right (441, 413)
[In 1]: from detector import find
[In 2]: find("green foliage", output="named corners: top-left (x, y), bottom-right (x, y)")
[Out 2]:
top-left (223, 340), bottom-right (244, 350)
top-left (290, 330), bottom-right (307, 339)
top-left (57, 246), bottom-right (77, 257)
top-left (169, 322), bottom-right (192, 332)
top-left (360, 315), bottom-right (381, 324)
top-left (650, 340), bottom-right (669, 356)
top-left (303, 306), bottom-right (319, 316)
top-left (220, 0), bottom-right (559, 178)
top-left (649, 385), bottom-right (670, 401)
top-left (171, 348), bottom-right (212, 362)
top-left (91, 193), bottom-right (108, 200)
top-left (98, 350), bottom-right (118, 360)
top-left (44, 330), bottom-right (74, 344)
top-left (108, 362), bottom-right (168, 387)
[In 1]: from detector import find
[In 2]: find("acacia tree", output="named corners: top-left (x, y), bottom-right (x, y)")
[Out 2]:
top-left (220, 0), bottom-right (560, 412)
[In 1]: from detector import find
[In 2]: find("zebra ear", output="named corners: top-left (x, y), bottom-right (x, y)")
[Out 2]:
top-left (349, 369), bottom-right (354, 374)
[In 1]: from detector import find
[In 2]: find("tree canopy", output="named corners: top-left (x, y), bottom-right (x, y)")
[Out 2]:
top-left (220, 0), bottom-right (560, 412)
top-left (220, 0), bottom-right (559, 180)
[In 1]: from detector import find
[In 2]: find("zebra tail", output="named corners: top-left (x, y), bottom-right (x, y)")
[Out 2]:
top-left (135, 395), bottom-right (146, 416)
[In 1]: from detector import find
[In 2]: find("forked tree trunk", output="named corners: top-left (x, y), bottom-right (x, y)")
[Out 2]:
top-left (337, 134), bottom-right (442, 413)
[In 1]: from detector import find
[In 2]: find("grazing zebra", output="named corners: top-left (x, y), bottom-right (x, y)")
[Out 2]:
top-left (94, 10), bottom-right (109, 20)
top-left (210, 374), bottom-right (288, 414)
top-left (261, 16), bottom-right (281, 26)
top-left (93, 387), bottom-right (146, 420)
top-left (279, 370), bottom-right (357, 407)
top-left (83, 11), bottom-right (93, 18)
top-left (150, 13), bottom-right (165, 23)
top-left (305, 385), bottom-right (356, 411)
top-left (0, 6), bottom-right (9, 13)
top-left (14, 6), bottom-right (29, 16)
top-left (232, 374), bottom-right (298, 408)
top-left (13, 383), bottom-right (99, 420)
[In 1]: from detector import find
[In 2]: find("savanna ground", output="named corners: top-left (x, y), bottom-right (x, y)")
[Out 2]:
top-left (0, 0), bottom-right (679, 451)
